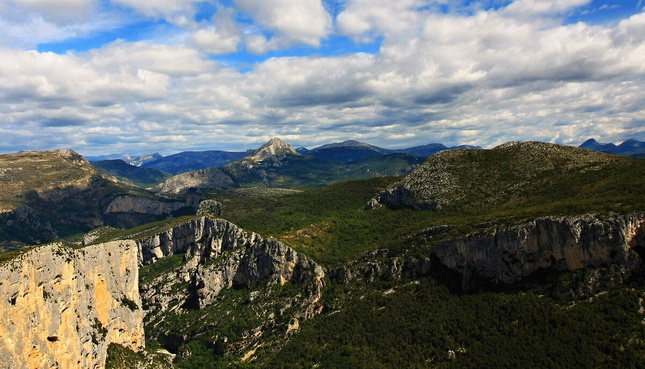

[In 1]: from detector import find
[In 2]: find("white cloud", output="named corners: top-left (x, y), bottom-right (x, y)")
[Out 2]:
top-left (336, 0), bottom-right (429, 40)
top-left (501, 0), bottom-right (592, 19)
top-left (1, 1), bottom-right (645, 155)
top-left (191, 7), bottom-right (242, 54)
top-left (11, 0), bottom-right (97, 24)
top-left (235, 0), bottom-right (332, 49)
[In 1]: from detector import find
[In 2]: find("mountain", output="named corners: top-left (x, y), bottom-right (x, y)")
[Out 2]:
top-left (0, 149), bottom-right (197, 248)
top-left (141, 150), bottom-right (248, 175)
top-left (223, 137), bottom-right (341, 188)
top-left (306, 140), bottom-right (482, 163)
top-left (91, 159), bottom-right (172, 188)
top-left (580, 138), bottom-right (645, 157)
top-left (306, 140), bottom-right (392, 163)
top-left (241, 137), bottom-right (299, 163)
top-left (3, 139), bottom-right (645, 368)
top-left (371, 141), bottom-right (645, 211)
top-left (152, 167), bottom-right (235, 194)
top-left (86, 153), bottom-right (163, 166)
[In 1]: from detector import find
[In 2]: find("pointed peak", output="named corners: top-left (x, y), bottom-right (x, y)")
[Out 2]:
top-left (247, 137), bottom-right (298, 162)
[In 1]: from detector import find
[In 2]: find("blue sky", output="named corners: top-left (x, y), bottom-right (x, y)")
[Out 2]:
top-left (0, 0), bottom-right (644, 155)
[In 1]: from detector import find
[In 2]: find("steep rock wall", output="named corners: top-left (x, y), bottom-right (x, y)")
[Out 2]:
top-left (136, 216), bottom-right (324, 310)
top-left (0, 241), bottom-right (144, 369)
top-left (431, 213), bottom-right (645, 287)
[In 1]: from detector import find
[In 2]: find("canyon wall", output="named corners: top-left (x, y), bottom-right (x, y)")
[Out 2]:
top-left (0, 241), bottom-right (143, 369)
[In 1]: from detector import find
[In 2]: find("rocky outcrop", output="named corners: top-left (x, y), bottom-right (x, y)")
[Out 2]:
top-left (196, 199), bottom-right (223, 217)
top-left (430, 213), bottom-right (645, 288)
top-left (135, 217), bottom-right (324, 356)
top-left (152, 168), bottom-right (234, 194)
top-left (244, 137), bottom-right (299, 163)
top-left (135, 217), bottom-right (324, 301)
top-left (0, 241), bottom-right (144, 369)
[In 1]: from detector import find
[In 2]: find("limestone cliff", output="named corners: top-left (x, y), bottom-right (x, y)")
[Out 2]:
top-left (429, 213), bottom-right (645, 288)
top-left (136, 216), bottom-right (324, 305)
top-left (134, 217), bottom-right (324, 358)
top-left (0, 241), bottom-right (144, 369)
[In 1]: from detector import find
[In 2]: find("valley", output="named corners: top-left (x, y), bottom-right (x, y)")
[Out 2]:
top-left (0, 138), bottom-right (645, 368)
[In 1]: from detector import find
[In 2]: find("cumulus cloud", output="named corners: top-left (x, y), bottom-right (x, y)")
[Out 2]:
top-left (235, 0), bottom-right (332, 51)
top-left (1, 0), bottom-right (644, 155)
top-left (191, 7), bottom-right (242, 54)
top-left (337, 0), bottom-right (428, 41)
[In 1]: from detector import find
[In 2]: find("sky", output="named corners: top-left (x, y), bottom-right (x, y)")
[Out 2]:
top-left (0, 0), bottom-right (644, 156)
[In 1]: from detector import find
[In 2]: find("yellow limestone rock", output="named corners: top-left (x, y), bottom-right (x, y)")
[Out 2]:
top-left (0, 241), bottom-right (144, 369)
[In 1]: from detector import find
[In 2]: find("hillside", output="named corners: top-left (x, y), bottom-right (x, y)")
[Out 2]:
top-left (93, 161), bottom-right (645, 367)
top-left (91, 159), bottom-right (172, 188)
top-left (0, 149), bottom-right (197, 248)
top-left (152, 167), bottom-right (235, 194)
top-left (372, 141), bottom-right (645, 214)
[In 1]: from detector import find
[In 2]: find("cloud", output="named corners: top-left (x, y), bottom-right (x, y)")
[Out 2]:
top-left (1, 1), bottom-right (645, 155)
top-left (336, 0), bottom-right (428, 41)
top-left (10, 0), bottom-right (97, 24)
top-left (110, 0), bottom-right (202, 26)
top-left (191, 7), bottom-right (242, 54)
top-left (235, 0), bottom-right (332, 51)
top-left (501, 0), bottom-right (592, 19)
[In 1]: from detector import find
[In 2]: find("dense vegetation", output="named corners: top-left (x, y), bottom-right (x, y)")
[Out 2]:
top-left (264, 278), bottom-right (645, 368)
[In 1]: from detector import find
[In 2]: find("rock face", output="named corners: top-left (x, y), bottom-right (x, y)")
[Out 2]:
top-left (0, 241), bottom-right (144, 369)
top-left (135, 217), bottom-right (324, 294)
top-left (430, 213), bottom-right (645, 288)
top-left (152, 167), bottom-right (234, 194)
top-left (135, 217), bottom-right (324, 356)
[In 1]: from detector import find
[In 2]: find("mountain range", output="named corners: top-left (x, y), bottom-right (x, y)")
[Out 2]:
top-left (1, 138), bottom-right (645, 368)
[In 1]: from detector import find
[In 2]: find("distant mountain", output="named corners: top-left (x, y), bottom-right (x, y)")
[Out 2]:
top-left (306, 140), bottom-right (481, 163)
top-left (345, 153), bottom-right (426, 177)
top-left (219, 138), bottom-right (429, 189)
top-left (86, 153), bottom-right (163, 166)
top-left (91, 159), bottom-right (172, 188)
top-left (142, 150), bottom-right (248, 175)
top-left (579, 138), bottom-right (645, 157)
top-left (223, 138), bottom-right (336, 188)
top-left (306, 140), bottom-right (392, 163)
